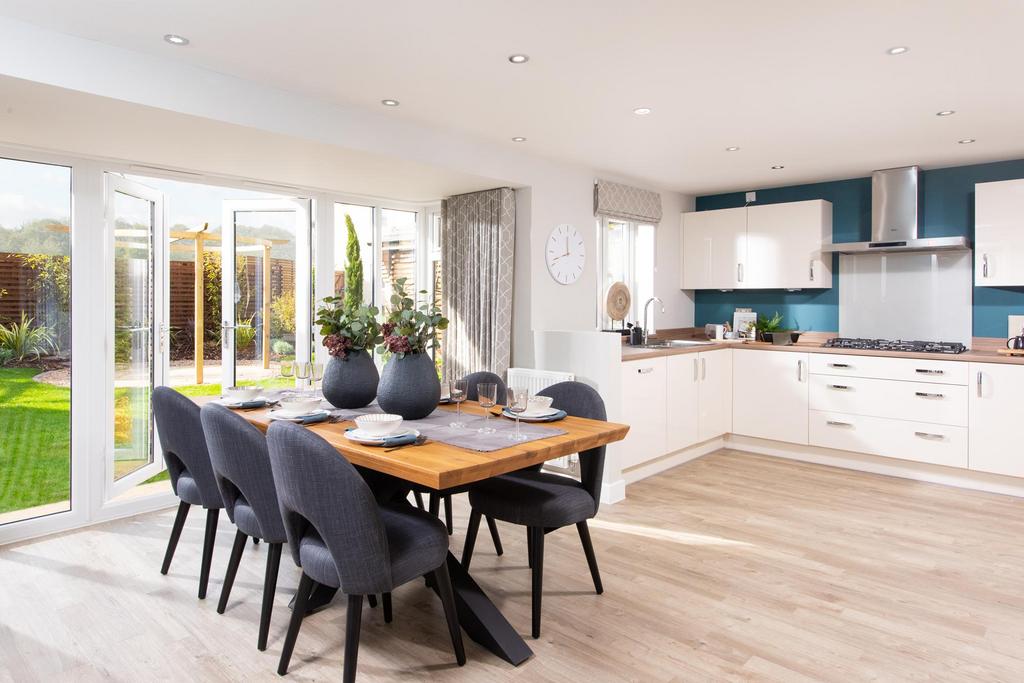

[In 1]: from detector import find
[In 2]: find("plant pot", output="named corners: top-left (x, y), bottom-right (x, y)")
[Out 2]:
top-left (759, 331), bottom-right (801, 345)
top-left (322, 350), bottom-right (379, 409)
top-left (377, 352), bottom-right (440, 420)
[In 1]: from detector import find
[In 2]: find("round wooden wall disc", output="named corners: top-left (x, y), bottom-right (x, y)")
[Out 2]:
top-left (606, 281), bottom-right (631, 321)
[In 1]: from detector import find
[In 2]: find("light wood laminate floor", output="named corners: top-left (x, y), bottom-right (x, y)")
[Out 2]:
top-left (2, 450), bottom-right (1023, 682)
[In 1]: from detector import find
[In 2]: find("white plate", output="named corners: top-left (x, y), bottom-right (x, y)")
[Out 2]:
top-left (215, 396), bottom-right (269, 408)
top-left (503, 408), bottom-right (562, 422)
top-left (267, 408), bottom-right (330, 421)
top-left (345, 428), bottom-right (420, 444)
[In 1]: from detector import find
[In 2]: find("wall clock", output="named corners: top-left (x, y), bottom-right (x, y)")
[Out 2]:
top-left (546, 223), bottom-right (585, 285)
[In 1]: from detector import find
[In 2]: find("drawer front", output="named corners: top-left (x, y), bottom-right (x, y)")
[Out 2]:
top-left (809, 353), bottom-right (967, 385)
top-left (809, 375), bottom-right (968, 426)
top-left (809, 410), bottom-right (968, 469)
top-left (619, 358), bottom-right (667, 468)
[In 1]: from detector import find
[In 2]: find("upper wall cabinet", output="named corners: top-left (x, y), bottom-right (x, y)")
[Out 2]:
top-left (975, 179), bottom-right (1024, 287)
top-left (680, 199), bottom-right (833, 290)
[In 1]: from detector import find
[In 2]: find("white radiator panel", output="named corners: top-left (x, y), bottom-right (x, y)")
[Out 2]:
top-left (505, 367), bottom-right (576, 472)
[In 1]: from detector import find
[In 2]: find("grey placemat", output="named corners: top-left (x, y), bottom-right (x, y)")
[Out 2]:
top-left (329, 402), bottom-right (568, 453)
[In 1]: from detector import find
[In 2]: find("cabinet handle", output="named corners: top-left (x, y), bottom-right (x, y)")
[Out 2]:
top-left (977, 371), bottom-right (983, 397)
top-left (797, 360), bottom-right (805, 382)
top-left (983, 253), bottom-right (989, 278)
top-left (826, 420), bottom-right (852, 427)
top-left (827, 362), bottom-right (850, 369)
top-left (737, 262), bottom-right (743, 283)
top-left (637, 367), bottom-right (654, 375)
top-left (809, 259), bottom-right (815, 281)
top-left (693, 358), bottom-right (698, 382)
top-left (915, 368), bottom-right (944, 375)
top-left (914, 431), bottom-right (946, 441)
top-left (914, 391), bottom-right (944, 399)
top-left (827, 384), bottom-right (851, 391)
top-left (701, 357), bottom-right (707, 380)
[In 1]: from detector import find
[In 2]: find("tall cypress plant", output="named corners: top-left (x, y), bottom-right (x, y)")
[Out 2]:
top-left (342, 214), bottom-right (363, 311)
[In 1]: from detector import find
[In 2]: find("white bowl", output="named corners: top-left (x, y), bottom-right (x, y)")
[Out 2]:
top-left (278, 397), bottom-right (323, 416)
top-left (224, 386), bottom-right (260, 402)
top-left (527, 396), bottom-right (554, 412)
top-left (355, 413), bottom-right (404, 437)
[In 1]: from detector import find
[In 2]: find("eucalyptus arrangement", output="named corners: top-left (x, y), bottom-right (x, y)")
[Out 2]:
top-left (315, 298), bottom-right (381, 359)
top-left (376, 277), bottom-right (449, 358)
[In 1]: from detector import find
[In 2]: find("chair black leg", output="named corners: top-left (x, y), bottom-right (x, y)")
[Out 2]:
top-left (258, 542), bottom-right (282, 651)
top-left (217, 529), bottom-right (248, 614)
top-left (576, 521), bottom-right (604, 595)
top-left (160, 500), bottom-right (190, 575)
top-left (198, 508), bottom-right (219, 599)
top-left (485, 515), bottom-right (504, 556)
top-left (367, 594), bottom-right (378, 608)
top-left (413, 490), bottom-right (425, 510)
top-left (278, 572), bottom-right (315, 676)
top-left (461, 508), bottom-right (482, 570)
top-left (443, 495), bottom-right (454, 535)
top-left (382, 592), bottom-right (392, 624)
top-left (530, 526), bottom-right (545, 639)
top-left (432, 560), bottom-right (466, 666)
top-left (343, 594), bottom-right (364, 683)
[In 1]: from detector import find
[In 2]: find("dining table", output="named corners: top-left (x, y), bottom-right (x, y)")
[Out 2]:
top-left (194, 394), bottom-right (629, 666)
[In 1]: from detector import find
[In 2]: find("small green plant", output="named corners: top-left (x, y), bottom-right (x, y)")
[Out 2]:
top-left (235, 316), bottom-right (257, 349)
top-left (0, 313), bottom-right (56, 362)
top-left (271, 339), bottom-right (294, 356)
top-left (316, 299), bottom-right (382, 359)
top-left (755, 311), bottom-right (784, 335)
top-left (376, 278), bottom-right (448, 358)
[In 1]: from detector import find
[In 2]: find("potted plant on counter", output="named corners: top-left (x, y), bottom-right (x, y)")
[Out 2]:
top-left (755, 311), bottom-right (801, 345)
top-left (375, 277), bottom-right (449, 419)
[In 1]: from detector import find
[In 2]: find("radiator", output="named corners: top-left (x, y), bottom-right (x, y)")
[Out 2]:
top-left (505, 367), bottom-right (578, 475)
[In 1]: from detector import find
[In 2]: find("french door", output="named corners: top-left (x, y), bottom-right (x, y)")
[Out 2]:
top-left (106, 175), bottom-right (167, 498)
top-left (220, 199), bottom-right (312, 388)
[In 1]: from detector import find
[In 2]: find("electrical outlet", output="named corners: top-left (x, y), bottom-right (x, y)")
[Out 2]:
top-left (745, 191), bottom-right (756, 203)
top-left (1009, 315), bottom-right (1024, 338)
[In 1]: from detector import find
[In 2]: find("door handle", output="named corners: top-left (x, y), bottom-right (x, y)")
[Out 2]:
top-left (737, 263), bottom-right (743, 283)
top-left (983, 253), bottom-right (989, 278)
top-left (693, 358), bottom-right (698, 382)
top-left (827, 362), bottom-right (850, 369)
top-left (915, 368), bottom-right (944, 375)
top-left (827, 384), bottom-right (851, 391)
top-left (637, 367), bottom-right (654, 375)
top-left (826, 420), bottom-right (852, 427)
top-left (914, 431), bottom-right (945, 441)
top-left (914, 391), bottom-right (944, 399)
top-left (977, 371), bottom-right (983, 397)
top-left (809, 259), bottom-right (814, 281)
top-left (701, 357), bottom-right (707, 380)
top-left (797, 360), bottom-right (805, 382)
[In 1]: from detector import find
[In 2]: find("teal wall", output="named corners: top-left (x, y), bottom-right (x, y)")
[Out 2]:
top-left (693, 158), bottom-right (1024, 338)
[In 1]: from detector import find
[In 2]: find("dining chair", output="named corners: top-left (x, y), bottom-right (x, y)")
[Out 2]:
top-left (266, 421), bottom-right (466, 681)
top-left (200, 403), bottom-right (288, 651)
top-left (413, 371), bottom-right (508, 552)
top-left (152, 386), bottom-right (225, 599)
top-left (460, 381), bottom-right (606, 638)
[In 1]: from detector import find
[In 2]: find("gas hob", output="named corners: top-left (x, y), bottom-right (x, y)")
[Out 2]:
top-left (823, 338), bottom-right (968, 354)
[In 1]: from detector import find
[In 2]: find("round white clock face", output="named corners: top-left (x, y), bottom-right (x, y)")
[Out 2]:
top-left (546, 224), bottom-right (585, 285)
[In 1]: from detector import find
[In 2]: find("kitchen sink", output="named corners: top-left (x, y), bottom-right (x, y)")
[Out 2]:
top-left (635, 340), bottom-right (714, 349)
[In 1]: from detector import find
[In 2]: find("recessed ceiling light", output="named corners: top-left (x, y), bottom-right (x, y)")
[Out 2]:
top-left (958, 138), bottom-right (976, 144)
top-left (508, 54), bottom-right (529, 64)
top-left (381, 99), bottom-right (400, 107)
top-left (887, 46), bottom-right (909, 55)
top-left (511, 136), bottom-right (527, 142)
top-left (633, 107), bottom-right (652, 116)
top-left (725, 146), bottom-right (740, 152)
top-left (936, 110), bottom-right (956, 116)
top-left (771, 165), bottom-right (785, 170)
top-left (163, 34), bottom-right (189, 46)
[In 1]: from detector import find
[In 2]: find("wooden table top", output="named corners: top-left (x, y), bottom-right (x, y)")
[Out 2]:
top-left (195, 397), bottom-right (629, 490)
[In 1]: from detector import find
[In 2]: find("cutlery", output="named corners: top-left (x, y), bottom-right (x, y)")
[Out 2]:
top-left (384, 435), bottom-right (427, 452)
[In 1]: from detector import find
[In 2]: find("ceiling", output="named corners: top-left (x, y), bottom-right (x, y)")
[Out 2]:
top-left (1, 0), bottom-right (1023, 195)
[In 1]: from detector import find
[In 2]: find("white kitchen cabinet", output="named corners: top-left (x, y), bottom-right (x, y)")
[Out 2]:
top-left (968, 362), bottom-right (1024, 477)
top-left (733, 350), bottom-right (809, 444)
top-left (665, 355), bottom-right (700, 452)
top-left (681, 207), bottom-right (746, 289)
top-left (698, 348), bottom-right (733, 440)
top-left (619, 357), bottom-right (667, 469)
top-left (810, 410), bottom-right (968, 469)
top-left (975, 179), bottom-right (1024, 287)
top-left (745, 200), bottom-right (833, 289)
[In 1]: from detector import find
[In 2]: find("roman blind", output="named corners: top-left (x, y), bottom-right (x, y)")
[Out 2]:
top-left (593, 179), bottom-right (663, 223)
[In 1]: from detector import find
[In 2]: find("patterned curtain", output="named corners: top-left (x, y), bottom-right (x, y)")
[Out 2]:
top-left (594, 178), bottom-right (663, 223)
top-left (441, 188), bottom-right (515, 381)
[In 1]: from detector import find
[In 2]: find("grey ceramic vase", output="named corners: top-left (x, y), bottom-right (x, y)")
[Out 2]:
top-left (321, 350), bottom-right (379, 409)
top-left (377, 352), bottom-right (441, 419)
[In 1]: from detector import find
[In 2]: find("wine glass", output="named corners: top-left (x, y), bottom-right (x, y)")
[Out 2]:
top-left (449, 379), bottom-right (468, 428)
top-left (476, 382), bottom-right (498, 434)
top-left (295, 361), bottom-right (312, 390)
top-left (506, 386), bottom-right (529, 441)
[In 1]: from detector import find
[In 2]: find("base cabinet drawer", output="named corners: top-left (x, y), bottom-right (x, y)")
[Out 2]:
top-left (810, 410), bottom-right (968, 469)
top-left (809, 375), bottom-right (968, 426)
top-left (809, 353), bottom-right (968, 385)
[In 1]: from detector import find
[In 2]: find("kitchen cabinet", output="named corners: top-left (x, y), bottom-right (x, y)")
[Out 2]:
top-left (809, 411), bottom-right (968, 469)
top-left (975, 179), bottom-right (1024, 287)
top-left (745, 200), bottom-right (833, 289)
top-left (698, 349), bottom-right (733, 440)
top-left (968, 362), bottom-right (1024, 477)
top-left (665, 349), bottom-right (733, 453)
top-left (619, 357), bottom-right (667, 469)
top-left (680, 200), bottom-right (832, 290)
top-left (681, 207), bottom-right (746, 290)
top-left (733, 350), bottom-right (809, 444)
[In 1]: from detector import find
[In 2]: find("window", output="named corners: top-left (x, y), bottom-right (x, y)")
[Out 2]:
top-left (598, 216), bottom-right (655, 329)
top-left (334, 203), bottom-right (375, 305)
top-left (379, 208), bottom-right (418, 303)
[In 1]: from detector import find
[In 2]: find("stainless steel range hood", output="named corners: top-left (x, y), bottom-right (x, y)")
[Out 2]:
top-left (822, 166), bottom-right (970, 253)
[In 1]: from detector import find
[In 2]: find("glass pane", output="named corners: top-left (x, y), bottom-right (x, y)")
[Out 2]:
top-left (233, 210), bottom-right (296, 387)
top-left (0, 157), bottom-right (72, 525)
top-left (335, 203), bottom-right (374, 304)
top-left (113, 191), bottom-right (154, 481)
top-left (603, 219), bottom-right (629, 326)
top-left (379, 208), bottom-right (418, 304)
top-left (635, 224), bottom-right (656, 319)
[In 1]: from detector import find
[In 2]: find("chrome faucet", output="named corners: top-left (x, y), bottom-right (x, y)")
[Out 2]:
top-left (642, 297), bottom-right (665, 344)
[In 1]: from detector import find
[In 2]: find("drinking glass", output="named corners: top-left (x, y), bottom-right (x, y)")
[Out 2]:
top-left (295, 361), bottom-right (312, 390)
top-left (476, 382), bottom-right (498, 434)
top-left (280, 360), bottom-right (294, 379)
top-left (311, 362), bottom-right (325, 394)
top-left (449, 379), bottom-right (468, 428)
top-left (506, 386), bottom-right (529, 441)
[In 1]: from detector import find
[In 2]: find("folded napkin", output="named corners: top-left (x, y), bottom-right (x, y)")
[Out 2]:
top-left (345, 428), bottom-right (420, 448)
top-left (503, 408), bottom-right (568, 423)
top-left (227, 399), bottom-right (270, 409)
top-left (270, 411), bottom-right (329, 424)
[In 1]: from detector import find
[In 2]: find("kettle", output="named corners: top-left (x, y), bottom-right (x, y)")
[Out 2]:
top-left (1008, 335), bottom-right (1024, 350)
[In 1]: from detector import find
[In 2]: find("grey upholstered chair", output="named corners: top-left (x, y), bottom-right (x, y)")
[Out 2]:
top-left (200, 403), bottom-right (288, 651)
top-left (266, 421), bottom-right (465, 681)
top-left (461, 381), bottom-right (606, 638)
top-left (414, 371), bottom-right (508, 546)
top-left (152, 386), bottom-right (225, 599)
